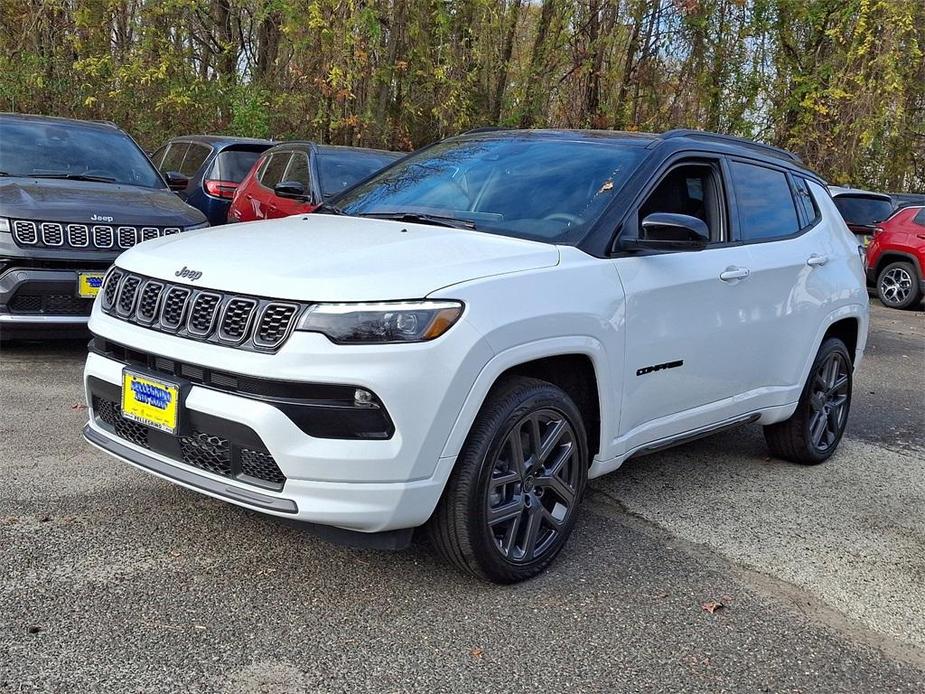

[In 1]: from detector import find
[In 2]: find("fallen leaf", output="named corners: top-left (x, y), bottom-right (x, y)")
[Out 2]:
top-left (598, 179), bottom-right (614, 193)
top-left (701, 600), bottom-right (724, 614)
top-left (469, 647), bottom-right (484, 659)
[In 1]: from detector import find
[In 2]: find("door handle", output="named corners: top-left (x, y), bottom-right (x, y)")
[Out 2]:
top-left (807, 255), bottom-right (828, 267)
top-left (917, 234), bottom-right (925, 241)
top-left (719, 267), bottom-right (750, 282)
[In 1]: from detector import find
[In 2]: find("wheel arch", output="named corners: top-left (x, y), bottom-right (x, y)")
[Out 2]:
top-left (798, 305), bottom-right (868, 392)
top-left (873, 250), bottom-right (922, 279)
top-left (440, 337), bottom-right (613, 464)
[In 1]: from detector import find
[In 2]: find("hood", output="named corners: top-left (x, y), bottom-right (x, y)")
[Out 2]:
top-left (115, 214), bottom-right (560, 302)
top-left (0, 178), bottom-right (206, 226)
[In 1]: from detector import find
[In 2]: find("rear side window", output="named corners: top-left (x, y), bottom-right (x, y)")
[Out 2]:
top-left (159, 143), bottom-right (188, 174)
top-left (259, 153), bottom-right (291, 189)
top-left (792, 176), bottom-right (820, 229)
top-left (833, 195), bottom-right (893, 226)
top-left (729, 161), bottom-right (800, 241)
top-left (179, 144), bottom-right (211, 177)
top-left (211, 149), bottom-right (264, 182)
top-left (913, 208), bottom-right (925, 227)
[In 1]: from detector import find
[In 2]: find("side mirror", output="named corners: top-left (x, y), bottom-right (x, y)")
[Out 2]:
top-left (165, 171), bottom-right (189, 192)
top-left (621, 213), bottom-right (710, 251)
top-left (274, 180), bottom-right (310, 201)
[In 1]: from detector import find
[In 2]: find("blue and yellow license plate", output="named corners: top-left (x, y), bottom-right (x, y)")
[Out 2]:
top-left (77, 272), bottom-right (106, 298)
top-left (121, 370), bottom-right (181, 434)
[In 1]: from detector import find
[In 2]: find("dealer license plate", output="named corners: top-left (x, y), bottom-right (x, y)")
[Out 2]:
top-left (77, 272), bottom-right (106, 298)
top-left (121, 370), bottom-right (181, 434)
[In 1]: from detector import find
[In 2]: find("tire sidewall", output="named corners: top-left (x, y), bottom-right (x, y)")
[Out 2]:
top-left (466, 384), bottom-right (588, 582)
top-left (877, 261), bottom-right (921, 310)
top-left (798, 338), bottom-right (853, 463)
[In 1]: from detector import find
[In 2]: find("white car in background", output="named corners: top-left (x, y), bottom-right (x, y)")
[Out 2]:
top-left (83, 129), bottom-right (868, 583)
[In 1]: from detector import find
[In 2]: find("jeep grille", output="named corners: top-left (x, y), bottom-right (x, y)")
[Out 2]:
top-left (10, 218), bottom-right (183, 250)
top-left (103, 271), bottom-right (307, 352)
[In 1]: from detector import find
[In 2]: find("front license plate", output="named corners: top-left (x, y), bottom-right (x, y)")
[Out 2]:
top-left (77, 272), bottom-right (106, 298)
top-left (121, 370), bottom-right (181, 434)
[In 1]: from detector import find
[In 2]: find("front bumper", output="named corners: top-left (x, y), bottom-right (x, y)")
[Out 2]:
top-left (0, 267), bottom-right (103, 336)
top-left (83, 308), bottom-right (491, 532)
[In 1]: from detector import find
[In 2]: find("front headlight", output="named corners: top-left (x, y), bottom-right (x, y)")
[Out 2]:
top-left (296, 300), bottom-right (464, 344)
top-left (0, 217), bottom-right (10, 234)
top-left (184, 221), bottom-right (210, 231)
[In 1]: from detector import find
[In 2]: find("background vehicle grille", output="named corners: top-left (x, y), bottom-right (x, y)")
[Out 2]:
top-left (9, 292), bottom-right (93, 316)
top-left (103, 270), bottom-right (307, 352)
top-left (10, 219), bottom-right (183, 250)
top-left (91, 392), bottom-right (286, 489)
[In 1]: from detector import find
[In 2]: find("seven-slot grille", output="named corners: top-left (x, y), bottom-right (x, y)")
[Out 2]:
top-left (101, 270), bottom-right (306, 352)
top-left (10, 219), bottom-right (182, 249)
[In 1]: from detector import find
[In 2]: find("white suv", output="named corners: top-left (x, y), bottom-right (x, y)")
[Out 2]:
top-left (83, 129), bottom-right (868, 583)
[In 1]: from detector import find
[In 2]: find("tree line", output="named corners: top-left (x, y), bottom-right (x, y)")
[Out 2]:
top-left (1, 0), bottom-right (923, 191)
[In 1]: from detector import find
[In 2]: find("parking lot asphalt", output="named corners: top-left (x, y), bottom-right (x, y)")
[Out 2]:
top-left (1, 300), bottom-right (923, 693)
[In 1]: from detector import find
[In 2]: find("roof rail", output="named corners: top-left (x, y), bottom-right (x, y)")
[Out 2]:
top-left (661, 129), bottom-right (802, 164)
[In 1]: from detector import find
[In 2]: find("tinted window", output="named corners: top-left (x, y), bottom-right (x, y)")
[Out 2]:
top-left (793, 177), bottom-right (820, 228)
top-left (211, 149), bottom-right (263, 182)
top-left (260, 153), bottom-right (290, 188)
top-left (179, 143), bottom-right (211, 177)
top-left (336, 137), bottom-right (646, 242)
top-left (0, 119), bottom-right (166, 188)
top-left (638, 164), bottom-right (723, 241)
top-left (833, 195), bottom-right (893, 226)
top-left (282, 152), bottom-right (310, 187)
top-left (730, 161), bottom-right (800, 241)
top-left (914, 208), bottom-right (925, 227)
top-left (317, 151), bottom-right (400, 198)
top-left (159, 143), bottom-right (188, 174)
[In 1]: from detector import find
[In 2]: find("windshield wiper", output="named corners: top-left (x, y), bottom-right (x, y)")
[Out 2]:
top-left (314, 202), bottom-right (345, 215)
top-left (358, 211), bottom-right (476, 230)
top-left (30, 173), bottom-right (118, 183)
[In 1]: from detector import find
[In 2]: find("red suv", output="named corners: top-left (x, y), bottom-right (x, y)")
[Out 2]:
top-left (866, 206), bottom-right (925, 309)
top-left (227, 142), bottom-right (400, 223)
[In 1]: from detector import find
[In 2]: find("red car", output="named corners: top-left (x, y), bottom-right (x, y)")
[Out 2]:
top-left (227, 142), bottom-right (400, 222)
top-left (866, 205), bottom-right (925, 309)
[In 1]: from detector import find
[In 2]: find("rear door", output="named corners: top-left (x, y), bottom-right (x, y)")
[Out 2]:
top-left (613, 156), bottom-right (762, 449)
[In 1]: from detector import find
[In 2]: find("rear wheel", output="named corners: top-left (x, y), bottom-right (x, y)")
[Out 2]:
top-left (876, 260), bottom-right (922, 309)
top-left (764, 338), bottom-right (852, 465)
top-left (428, 377), bottom-right (587, 583)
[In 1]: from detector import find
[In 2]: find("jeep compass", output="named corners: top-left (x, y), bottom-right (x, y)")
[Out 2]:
top-left (83, 128), bottom-right (868, 582)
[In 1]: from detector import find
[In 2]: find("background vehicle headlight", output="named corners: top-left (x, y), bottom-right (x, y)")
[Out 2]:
top-left (296, 300), bottom-right (463, 344)
top-left (0, 218), bottom-right (10, 234)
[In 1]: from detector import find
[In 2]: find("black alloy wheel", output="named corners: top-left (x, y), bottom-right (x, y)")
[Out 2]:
top-left (429, 376), bottom-right (588, 583)
top-left (764, 337), bottom-right (853, 464)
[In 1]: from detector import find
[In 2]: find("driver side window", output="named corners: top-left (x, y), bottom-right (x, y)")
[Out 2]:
top-left (638, 163), bottom-right (725, 242)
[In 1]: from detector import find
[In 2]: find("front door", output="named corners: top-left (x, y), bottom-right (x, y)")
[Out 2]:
top-left (614, 159), bottom-right (759, 450)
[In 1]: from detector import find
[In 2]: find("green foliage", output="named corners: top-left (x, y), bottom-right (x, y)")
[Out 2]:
top-left (0, 0), bottom-right (921, 190)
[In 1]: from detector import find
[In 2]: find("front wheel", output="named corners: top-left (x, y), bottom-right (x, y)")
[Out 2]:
top-left (876, 260), bottom-right (922, 309)
top-left (764, 337), bottom-right (852, 464)
top-left (428, 376), bottom-right (588, 583)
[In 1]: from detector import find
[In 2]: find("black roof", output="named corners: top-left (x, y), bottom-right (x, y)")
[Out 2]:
top-left (263, 140), bottom-right (400, 157)
top-left (457, 126), bottom-right (816, 178)
top-left (168, 134), bottom-right (273, 148)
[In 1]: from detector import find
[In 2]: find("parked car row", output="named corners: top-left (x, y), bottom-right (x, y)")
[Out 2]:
top-left (0, 114), bottom-right (402, 338)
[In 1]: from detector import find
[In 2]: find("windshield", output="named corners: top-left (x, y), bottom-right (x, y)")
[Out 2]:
top-left (0, 119), bottom-right (165, 188)
top-left (833, 195), bottom-right (894, 226)
top-left (334, 136), bottom-right (646, 242)
top-left (317, 150), bottom-right (401, 198)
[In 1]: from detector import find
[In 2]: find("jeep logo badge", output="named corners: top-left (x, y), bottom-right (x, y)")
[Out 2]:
top-left (90, 213), bottom-right (114, 222)
top-left (175, 266), bottom-right (203, 281)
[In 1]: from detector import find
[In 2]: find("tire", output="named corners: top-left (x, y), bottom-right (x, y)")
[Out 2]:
top-left (876, 260), bottom-right (922, 310)
top-left (763, 337), bottom-right (852, 465)
top-left (428, 376), bottom-right (588, 583)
